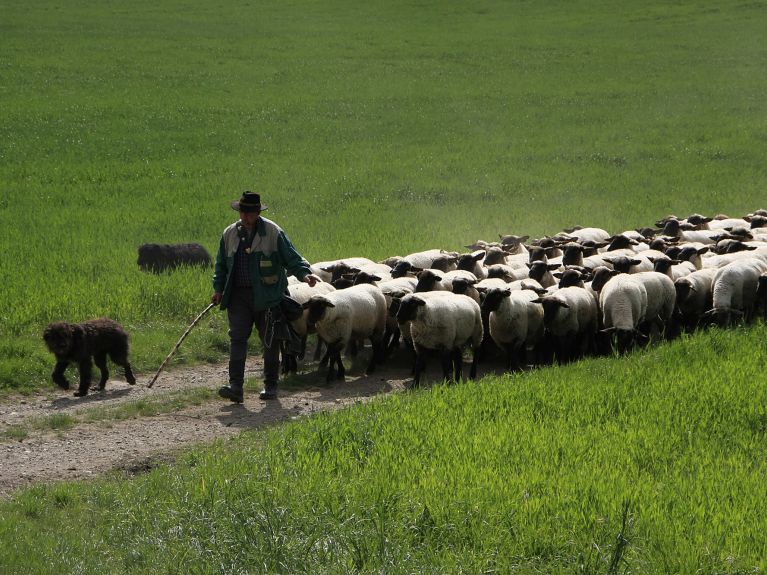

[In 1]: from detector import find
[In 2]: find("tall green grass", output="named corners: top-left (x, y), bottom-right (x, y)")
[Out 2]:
top-left (2, 325), bottom-right (766, 573)
top-left (2, 0), bottom-right (767, 390)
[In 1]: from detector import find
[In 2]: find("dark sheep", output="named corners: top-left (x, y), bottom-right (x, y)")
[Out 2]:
top-left (137, 243), bottom-right (212, 273)
top-left (43, 318), bottom-right (136, 397)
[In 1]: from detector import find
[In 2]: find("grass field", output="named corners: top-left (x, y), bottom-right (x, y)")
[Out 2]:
top-left (2, 326), bottom-right (767, 573)
top-left (2, 0), bottom-right (767, 572)
top-left (2, 0), bottom-right (766, 391)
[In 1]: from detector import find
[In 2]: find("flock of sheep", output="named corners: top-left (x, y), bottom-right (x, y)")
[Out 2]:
top-left (284, 209), bottom-right (767, 385)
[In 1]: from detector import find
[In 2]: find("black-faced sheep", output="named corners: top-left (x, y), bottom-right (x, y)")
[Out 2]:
top-left (395, 292), bottom-right (483, 387)
top-left (306, 284), bottom-right (387, 382)
top-left (481, 287), bottom-right (544, 370)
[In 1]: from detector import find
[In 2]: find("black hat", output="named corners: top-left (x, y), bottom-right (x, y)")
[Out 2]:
top-left (231, 191), bottom-right (268, 213)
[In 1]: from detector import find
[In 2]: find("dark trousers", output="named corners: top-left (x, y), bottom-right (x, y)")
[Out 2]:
top-left (227, 287), bottom-right (280, 391)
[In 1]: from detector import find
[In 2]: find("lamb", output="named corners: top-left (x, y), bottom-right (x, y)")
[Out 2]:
top-left (305, 284), bottom-right (388, 382)
top-left (137, 243), bottom-right (211, 273)
top-left (674, 268), bottom-right (717, 331)
top-left (481, 287), bottom-right (544, 370)
top-left (533, 287), bottom-right (598, 363)
top-left (598, 274), bottom-right (649, 353)
top-left (395, 292), bottom-right (483, 387)
top-left (703, 257), bottom-right (767, 326)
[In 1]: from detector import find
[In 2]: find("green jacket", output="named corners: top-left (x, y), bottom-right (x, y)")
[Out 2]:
top-left (212, 216), bottom-right (312, 311)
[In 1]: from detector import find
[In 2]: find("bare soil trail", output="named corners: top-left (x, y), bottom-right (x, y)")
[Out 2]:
top-left (0, 358), bottom-right (413, 496)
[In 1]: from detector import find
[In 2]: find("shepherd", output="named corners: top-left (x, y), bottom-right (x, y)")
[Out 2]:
top-left (211, 191), bottom-right (321, 402)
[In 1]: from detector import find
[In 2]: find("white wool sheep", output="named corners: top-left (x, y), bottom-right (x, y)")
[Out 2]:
top-left (704, 257), bottom-right (767, 326)
top-left (486, 263), bottom-right (530, 282)
top-left (629, 271), bottom-right (676, 337)
top-left (562, 227), bottom-right (612, 244)
top-left (281, 281), bottom-right (336, 372)
top-left (674, 268), bottom-right (717, 330)
top-left (395, 292), bottom-right (483, 386)
top-left (598, 274), bottom-right (649, 352)
top-left (306, 283), bottom-right (388, 382)
top-left (533, 286), bottom-right (598, 362)
top-left (414, 269), bottom-right (477, 292)
top-left (480, 287), bottom-right (544, 370)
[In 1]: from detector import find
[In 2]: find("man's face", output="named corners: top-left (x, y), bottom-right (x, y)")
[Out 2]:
top-left (239, 210), bottom-right (260, 228)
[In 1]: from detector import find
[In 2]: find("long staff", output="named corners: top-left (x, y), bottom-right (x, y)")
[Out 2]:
top-left (147, 302), bottom-right (216, 388)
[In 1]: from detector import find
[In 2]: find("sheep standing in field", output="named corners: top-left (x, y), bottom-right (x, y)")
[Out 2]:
top-left (629, 271), bottom-right (677, 339)
top-left (310, 257), bottom-right (377, 283)
top-left (306, 284), bottom-right (387, 382)
top-left (703, 257), bottom-right (767, 327)
top-left (137, 243), bottom-right (211, 273)
top-left (395, 293), bottom-right (483, 387)
top-left (598, 274), bottom-right (649, 353)
top-left (281, 281), bottom-right (336, 373)
top-left (533, 286), bottom-right (598, 363)
top-left (674, 268), bottom-right (717, 331)
top-left (481, 287), bottom-right (544, 370)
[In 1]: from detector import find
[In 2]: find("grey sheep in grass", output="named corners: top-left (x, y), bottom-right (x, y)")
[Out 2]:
top-left (137, 243), bottom-right (211, 273)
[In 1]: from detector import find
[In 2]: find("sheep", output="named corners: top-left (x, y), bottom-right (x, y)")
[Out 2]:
top-left (527, 261), bottom-right (561, 288)
top-left (674, 268), bottom-right (717, 331)
top-left (481, 287), bottom-right (544, 370)
top-left (415, 269), bottom-right (477, 292)
top-left (486, 263), bottom-right (530, 282)
top-left (305, 284), bottom-right (388, 382)
top-left (532, 287), bottom-right (598, 363)
top-left (281, 281), bottom-right (336, 373)
top-left (598, 274), bottom-right (649, 353)
top-left (630, 271), bottom-right (677, 338)
top-left (703, 257), bottom-right (767, 327)
top-left (455, 251), bottom-right (488, 279)
top-left (651, 257), bottom-right (696, 281)
top-left (603, 255), bottom-right (654, 274)
top-left (310, 257), bottom-right (377, 283)
top-left (137, 243), bottom-right (211, 273)
top-left (560, 226), bottom-right (612, 244)
top-left (395, 292), bottom-right (483, 387)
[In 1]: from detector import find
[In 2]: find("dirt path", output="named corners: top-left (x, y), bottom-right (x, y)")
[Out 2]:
top-left (0, 358), bottom-right (411, 496)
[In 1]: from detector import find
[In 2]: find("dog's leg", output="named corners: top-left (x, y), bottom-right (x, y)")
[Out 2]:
top-left (94, 352), bottom-right (109, 390)
top-left (51, 360), bottom-right (70, 389)
top-left (109, 350), bottom-right (136, 385)
top-left (74, 358), bottom-right (93, 397)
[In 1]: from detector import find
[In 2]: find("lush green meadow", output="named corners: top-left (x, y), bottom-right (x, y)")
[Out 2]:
top-left (2, 326), bottom-right (767, 573)
top-left (2, 0), bottom-right (767, 572)
top-left (2, 0), bottom-right (766, 390)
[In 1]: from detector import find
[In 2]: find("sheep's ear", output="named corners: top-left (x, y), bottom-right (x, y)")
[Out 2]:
top-left (473, 252), bottom-right (484, 262)
top-left (630, 259), bottom-right (642, 266)
top-left (531, 297), bottom-right (544, 304)
top-left (547, 264), bottom-right (560, 271)
top-left (555, 300), bottom-right (570, 309)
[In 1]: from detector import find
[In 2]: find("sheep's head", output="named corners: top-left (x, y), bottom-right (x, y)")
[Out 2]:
top-left (395, 295), bottom-right (426, 324)
top-left (480, 288), bottom-right (511, 314)
top-left (306, 296), bottom-right (335, 328)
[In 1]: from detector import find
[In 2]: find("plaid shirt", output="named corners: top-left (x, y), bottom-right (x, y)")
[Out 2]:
top-left (233, 230), bottom-right (253, 288)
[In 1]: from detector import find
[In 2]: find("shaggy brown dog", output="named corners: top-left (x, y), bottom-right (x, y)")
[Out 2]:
top-left (43, 318), bottom-right (136, 397)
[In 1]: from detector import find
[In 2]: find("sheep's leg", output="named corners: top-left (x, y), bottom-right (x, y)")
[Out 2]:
top-left (365, 338), bottom-right (384, 375)
top-left (411, 346), bottom-right (427, 388)
top-left (452, 348), bottom-right (463, 383)
top-left (93, 352), bottom-right (109, 390)
top-left (74, 359), bottom-right (93, 397)
top-left (440, 350), bottom-right (453, 383)
top-left (51, 360), bottom-right (70, 389)
top-left (469, 347), bottom-right (479, 380)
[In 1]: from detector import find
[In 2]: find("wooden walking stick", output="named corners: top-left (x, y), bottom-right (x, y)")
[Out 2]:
top-left (147, 302), bottom-right (216, 388)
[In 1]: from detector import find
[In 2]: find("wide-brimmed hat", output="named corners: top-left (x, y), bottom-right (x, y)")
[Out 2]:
top-left (231, 191), bottom-right (268, 213)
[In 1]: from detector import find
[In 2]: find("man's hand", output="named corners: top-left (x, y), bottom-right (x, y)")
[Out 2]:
top-left (303, 274), bottom-right (321, 287)
top-left (211, 292), bottom-right (222, 305)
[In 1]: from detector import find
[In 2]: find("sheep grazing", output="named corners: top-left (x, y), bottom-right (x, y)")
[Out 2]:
top-left (704, 257), bottom-right (767, 327)
top-left (395, 292), bottom-right (483, 387)
top-left (306, 284), bottom-right (388, 382)
top-left (533, 287), bottom-right (598, 363)
top-left (630, 271), bottom-right (677, 338)
top-left (598, 274), bottom-right (649, 353)
top-left (137, 243), bottom-right (211, 273)
top-left (481, 287), bottom-right (544, 370)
